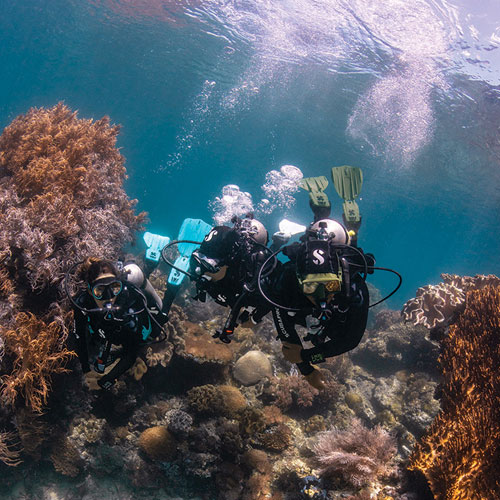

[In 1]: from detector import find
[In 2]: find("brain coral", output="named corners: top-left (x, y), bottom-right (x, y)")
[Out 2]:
top-left (409, 286), bottom-right (500, 499)
top-left (138, 426), bottom-right (177, 461)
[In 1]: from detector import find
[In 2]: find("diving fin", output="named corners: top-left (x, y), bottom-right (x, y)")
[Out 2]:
top-left (331, 166), bottom-right (363, 229)
top-left (143, 232), bottom-right (171, 264)
top-left (167, 218), bottom-right (212, 286)
top-left (299, 176), bottom-right (331, 220)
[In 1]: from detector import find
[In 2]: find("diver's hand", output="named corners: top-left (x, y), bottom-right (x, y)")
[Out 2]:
top-left (282, 342), bottom-right (304, 364)
top-left (272, 231), bottom-right (291, 248)
top-left (304, 366), bottom-right (325, 390)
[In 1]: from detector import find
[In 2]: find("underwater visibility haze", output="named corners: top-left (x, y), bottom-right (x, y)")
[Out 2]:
top-left (1, 2), bottom-right (500, 500)
top-left (1, 0), bottom-right (500, 306)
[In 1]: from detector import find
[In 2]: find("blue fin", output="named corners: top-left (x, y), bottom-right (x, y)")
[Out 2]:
top-left (167, 256), bottom-right (191, 286)
top-left (143, 232), bottom-right (171, 263)
top-left (167, 218), bottom-right (212, 286)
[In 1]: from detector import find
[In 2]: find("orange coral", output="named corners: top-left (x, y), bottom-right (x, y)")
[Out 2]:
top-left (0, 431), bottom-right (22, 466)
top-left (0, 313), bottom-right (75, 413)
top-left (409, 286), bottom-right (500, 499)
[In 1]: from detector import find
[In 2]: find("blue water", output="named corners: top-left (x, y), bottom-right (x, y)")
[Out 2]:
top-left (1, 0), bottom-right (500, 308)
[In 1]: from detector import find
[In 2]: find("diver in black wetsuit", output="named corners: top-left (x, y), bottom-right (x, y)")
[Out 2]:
top-left (70, 258), bottom-right (167, 390)
top-left (162, 216), bottom-right (278, 343)
top-left (264, 218), bottom-right (375, 390)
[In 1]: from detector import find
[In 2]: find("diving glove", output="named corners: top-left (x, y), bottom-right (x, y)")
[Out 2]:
top-left (282, 342), bottom-right (304, 364)
top-left (304, 365), bottom-right (325, 390)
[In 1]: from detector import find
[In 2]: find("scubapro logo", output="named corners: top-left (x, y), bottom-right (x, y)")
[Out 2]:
top-left (312, 249), bottom-right (325, 266)
top-left (205, 229), bottom-right (217, 242)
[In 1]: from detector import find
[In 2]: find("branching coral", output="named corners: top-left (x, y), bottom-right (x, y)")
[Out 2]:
top-left (409, 286), bottom-right (500, 499)
top-left (0, 431), bottom-right (22, 466)
top-left (313, 418), bottom-right (397, 488)
top-left (0, 313), bottom-right (74, 413)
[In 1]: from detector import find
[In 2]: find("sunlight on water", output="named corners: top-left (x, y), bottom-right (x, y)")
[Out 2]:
top-left (166, 0), bottom-right (486, 166)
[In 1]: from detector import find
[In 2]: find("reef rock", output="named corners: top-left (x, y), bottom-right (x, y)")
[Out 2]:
top-left (233, 350), bottom-right (272, 386)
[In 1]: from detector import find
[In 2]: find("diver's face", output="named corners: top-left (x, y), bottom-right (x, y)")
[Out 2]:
top-left (203, 265), bottom-right (228, 282)
top-left (88, 273), bottom-right (122, 307)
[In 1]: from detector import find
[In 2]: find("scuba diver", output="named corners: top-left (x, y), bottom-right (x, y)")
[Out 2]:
top-left (68, 258), bottom-right (167, 390)
top-left (257, 166), bottom-right (400, 390)
top-left (161, 215), bottom-right (278, 343)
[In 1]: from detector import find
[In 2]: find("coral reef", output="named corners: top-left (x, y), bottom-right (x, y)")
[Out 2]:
top-left (0, 247), bottom-right (469, 499)
top-left (409, 286), bottom-right (500, 499)
top-left (313, 418), bottom-right (397, 488)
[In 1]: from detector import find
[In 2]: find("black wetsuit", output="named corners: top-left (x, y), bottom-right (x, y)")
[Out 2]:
top-left (270, 257), bottom-right (370, 376)
top-left (72, 285), bottom-right (154, 385)
top-left (162, 243), bottom-right (274, 328)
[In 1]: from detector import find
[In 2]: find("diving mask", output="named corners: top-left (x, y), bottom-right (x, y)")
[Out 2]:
top-left (298, 273), bottom-right (342, 296)
top-left (191, 251), bottom-right (222, 276)
top-left (89, 276), bottom-right (123, 300)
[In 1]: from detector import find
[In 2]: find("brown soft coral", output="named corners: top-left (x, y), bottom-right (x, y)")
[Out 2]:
top-left (0, 103), bottom-right (146, 293)
top-left (50, 436), bottom-right (84, 477)
top-left (0, 431), bottom-right (22, 466)
top-left (0, 104), bottom-right (146, 414)
top-left (314, 418), bottom-right (397, 488)
top-left (409, 286), bottom-right (500, 499)
top-left (0, 313), bottom-right (74, 413)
